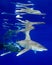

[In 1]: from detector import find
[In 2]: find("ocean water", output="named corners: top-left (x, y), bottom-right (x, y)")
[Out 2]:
top-left (0, 0), bottom-right (52, 65)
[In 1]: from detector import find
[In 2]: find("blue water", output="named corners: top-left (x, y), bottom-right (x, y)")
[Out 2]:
top-left (0, 0), bottom-right (52, 65)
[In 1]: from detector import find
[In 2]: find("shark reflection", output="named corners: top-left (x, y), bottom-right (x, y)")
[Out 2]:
top-left (16, 19), bottom-right (47, 56)
top-left (15, 7), bottom-right (46, 15)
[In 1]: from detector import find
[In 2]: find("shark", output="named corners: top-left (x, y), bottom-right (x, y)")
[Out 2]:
top-left (15, 7), bottom-right (46, 15)
top-left (16, 19), bottom-right (47, 56)
top-left (0, 19), bottom-right (47, 56)
top-left (16, 30), bottom-right (47, 56)
top-left (17, 19), bottom-right (45, 31)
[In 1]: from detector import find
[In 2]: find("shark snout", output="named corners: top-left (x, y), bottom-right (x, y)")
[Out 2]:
top-left (38, 48), bottom-right (48, 51)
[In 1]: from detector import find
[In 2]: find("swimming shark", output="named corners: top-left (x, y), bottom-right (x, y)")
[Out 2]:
top-left (17, 19), bottom-right (45, 33)
top-left (16, 30), bottom-right (47, 56)
top-left (15, 7), bottom-right (46, 15)
top-left (16, 19), bottom-right (47, 56)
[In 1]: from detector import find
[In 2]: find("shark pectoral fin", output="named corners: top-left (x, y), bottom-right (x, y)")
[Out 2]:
top-left (0, 51), bottom-right (11, 56)
top-left (16, 48), bottom-right (30, 56)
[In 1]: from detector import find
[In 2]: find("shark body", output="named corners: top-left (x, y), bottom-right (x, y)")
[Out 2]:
top-left (15, 7), bottom-right (46, 15)
top-left (17, 19), bottom-right (45, 32)
top-left (16, 19), bottom-right (47, 56)
top-left (16, 31), bottom-right (47, 56)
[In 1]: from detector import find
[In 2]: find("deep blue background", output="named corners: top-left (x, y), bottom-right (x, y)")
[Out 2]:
top-left (0, 0), bottom-right (52, 65)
